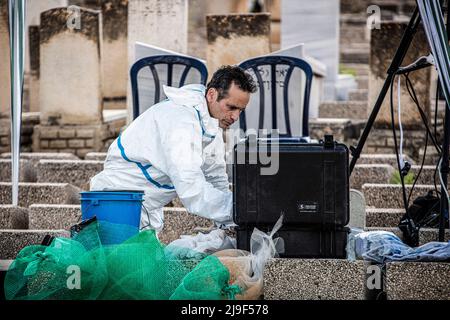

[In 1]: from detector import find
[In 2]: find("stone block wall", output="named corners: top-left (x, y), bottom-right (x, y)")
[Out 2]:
top-left (340, 0), bottom-right (416, 15)
top-left (0, 115), bottom-right (8, 154)
top-left (0, 113), bottom-right (40, 153)
top-left (32, 119), bottom-right (125, 158)
top-left (309, 119), bottom-right (366, 147)
top-left (365, 127), bottom-right (427, 160)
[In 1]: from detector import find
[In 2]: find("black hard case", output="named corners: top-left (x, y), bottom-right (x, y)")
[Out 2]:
top-left (232, 138), bottom-right (350, 228)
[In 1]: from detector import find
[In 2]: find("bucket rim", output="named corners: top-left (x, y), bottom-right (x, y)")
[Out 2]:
top-left (80, 190), bottom-right (145, 194)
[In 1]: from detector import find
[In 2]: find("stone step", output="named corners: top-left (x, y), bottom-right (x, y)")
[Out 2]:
top-left (84, 152), bottom-right (107, 161)
top-left (340, 48), bottom-right (370, 64)
top-left (0, 159), bottom-right (35, 182)
top-left (0, 229), bottom-right (70, 260)
top-left (362, 184), bottom-right (444, 208)
top-left (0, 183), bottom-right (80, 207)
top-left (409, 165), bottom-right (439, 185)
top-left (0, 205), bottom-right (28, 229)
top-left (351, 165), bottom-right (440, 190)
top-left (365, 226), bottom-right (450, 245)
top-left (0, 152), bottom-right (79, 161)
top-left (365, 208), bottom-right (405, 228)
top-left (28, 204), bottom-right (82, 230)
top-left (351, 164), bottom-right (394, 190)
top-left (158, 207), bottom-right (213, 244)
top-left (36, 160), bottom-right (104, 189)
top-left (354, 154), bottom-right (415, 167)
top-left (385, 262), bottom-right (450, 300)
top-left (348, 89), bottom-right (368, 101)
top-left (0, 153), bottom-right (79, 183)
top-left (263, 259), bottom-right (367, 300)
top-left (319, 101), bottom-right (368, 119)
top-left (340, 63), bottom-right (369, 77)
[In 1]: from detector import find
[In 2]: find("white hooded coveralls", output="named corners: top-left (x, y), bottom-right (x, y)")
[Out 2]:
top-left (90, 84), bottom-right (233, 231)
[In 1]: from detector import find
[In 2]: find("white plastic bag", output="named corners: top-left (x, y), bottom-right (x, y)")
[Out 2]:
top-left (165, 229), bottom-right (236, 259)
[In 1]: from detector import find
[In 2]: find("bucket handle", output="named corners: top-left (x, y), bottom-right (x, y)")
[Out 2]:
top-left (140, 205), bottom-right (152, 231)
top-left (79, 199), bottom-right (100, 223)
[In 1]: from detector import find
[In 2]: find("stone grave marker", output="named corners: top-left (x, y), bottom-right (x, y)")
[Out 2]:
top-left (0, 0), bottom-right (10, 115)
top-left (370, 21), bottom-right (431, 128)
top-left (25, 0), bottom-right (69, 72)
top-left (206, 13), bottom-right (271, 77)
top-left (39, 7), bottom-right (103, 125)
top-left (101, 0), bottom-right (128, 108)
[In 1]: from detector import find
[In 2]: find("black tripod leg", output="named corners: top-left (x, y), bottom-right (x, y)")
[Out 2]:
top-left (438, 1), bottom-right (450, 241)
top-left (349, 8), bottom-right (421, 174)
top-left (439, 107), bottom-right (449, 241)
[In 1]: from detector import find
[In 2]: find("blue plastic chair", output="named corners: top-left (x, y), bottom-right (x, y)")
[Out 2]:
top-left (238, 56), bottom-right (313, 138)
top-left (130, 55), bottom-right (208, 120)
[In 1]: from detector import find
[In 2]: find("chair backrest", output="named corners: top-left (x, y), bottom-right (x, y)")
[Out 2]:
top-left (238, 55), bottom-right (313, 137)
top-left (130, 55), bottom-right (208, 120)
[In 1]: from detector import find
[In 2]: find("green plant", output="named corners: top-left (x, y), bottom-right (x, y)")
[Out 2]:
top-left (390, 170), bottom-right (415, 185)
top-left (339, 64), bottom-right (357, 77)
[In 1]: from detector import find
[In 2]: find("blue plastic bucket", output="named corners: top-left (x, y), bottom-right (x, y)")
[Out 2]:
top-left (80, 190), bottom-right (144, 245)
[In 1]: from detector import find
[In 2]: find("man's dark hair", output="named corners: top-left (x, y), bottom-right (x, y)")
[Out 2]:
top-left (206, 65), bottom-right (257, 101)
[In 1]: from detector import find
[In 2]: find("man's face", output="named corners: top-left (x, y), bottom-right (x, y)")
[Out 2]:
top-left (206, 82), bottom-right (250, 129)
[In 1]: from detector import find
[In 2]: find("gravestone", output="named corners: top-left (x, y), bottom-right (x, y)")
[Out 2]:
top-left (206, 13), bottom-right (271, 77)
top-left (370, 21), bottom-right (431, 128)
top-left (0, 0), bottom-right (10, 115)
top-left (39, 7), bottom-right (103, 125)
top-left (25, 0), bottom-right (69, 73)
top-left (281, 0), bottom-right (340, 101)
top-left (127, 0), bottom-right (189, 119)
top-left (128, 0), bottom-right (188, 62)
top-left (131, 42), bottom-right (206, 116)
top-left (187, 0), bottom-right (207, 59)
top-left (101, 0), bottom-right (128, 107)
top-left (187, 0), bottom-right (256, 59)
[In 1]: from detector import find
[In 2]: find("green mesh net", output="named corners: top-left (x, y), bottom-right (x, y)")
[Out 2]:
top-left (4, 220), bottom-right (241, 300)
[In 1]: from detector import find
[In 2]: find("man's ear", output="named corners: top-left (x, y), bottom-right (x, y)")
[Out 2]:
top-left (206, 88), bottom-right (217, 103)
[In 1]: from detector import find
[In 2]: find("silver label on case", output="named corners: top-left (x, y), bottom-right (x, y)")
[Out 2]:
top-left (297, 201), bottom-right (319, 213)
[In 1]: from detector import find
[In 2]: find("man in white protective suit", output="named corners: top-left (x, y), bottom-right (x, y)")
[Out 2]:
top-left (90, 66), bottom-right (257, 233)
